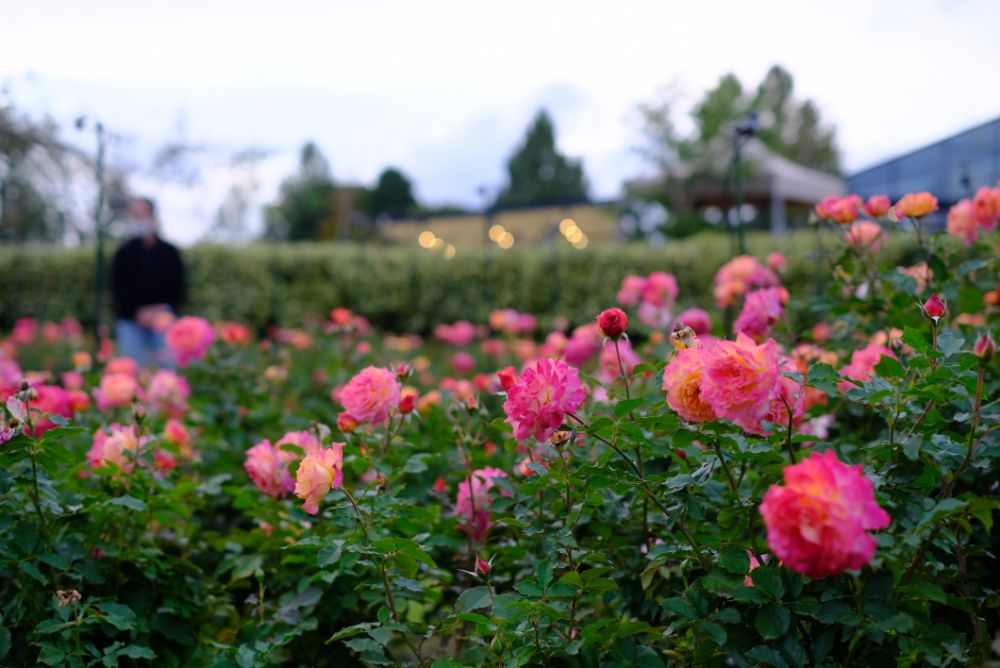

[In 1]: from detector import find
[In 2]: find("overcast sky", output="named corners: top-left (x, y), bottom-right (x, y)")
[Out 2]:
top-left (3, 0), bottom-right (1000, 244)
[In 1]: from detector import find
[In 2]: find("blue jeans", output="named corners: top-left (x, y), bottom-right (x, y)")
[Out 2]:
top-left (115, 319), bottom-right (171, 368)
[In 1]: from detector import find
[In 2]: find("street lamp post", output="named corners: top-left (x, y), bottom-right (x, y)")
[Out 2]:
top-left (731, 111), bottom-right (758, 256)
top-left (77, 117), bottom-right (108, 343)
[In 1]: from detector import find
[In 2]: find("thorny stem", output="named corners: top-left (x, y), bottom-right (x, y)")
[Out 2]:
top-left (340, 486), bottom-right (427, 666)
top-left (713, 439), bottom-right (763, 565)
top-left (568, 412), bottom-right (711, 571)
top-left (901, 366), bottom-right (985, 586)
top-left (614, 338), bottom-right (648, 538)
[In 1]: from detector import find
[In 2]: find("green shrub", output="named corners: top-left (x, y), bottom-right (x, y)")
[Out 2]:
top-left (0, 231), bottom-right (918, 334)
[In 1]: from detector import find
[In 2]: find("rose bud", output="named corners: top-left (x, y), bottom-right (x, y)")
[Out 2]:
top-left (922, 293), bottom-right (946, 321)
top-left (475, 554), bottom-right (490, 576)
top-left (497, 366), bottom-right (517, 391)
top-left (597, 307), bottom-right (628, 340)
top-left (974, 333), bottom-right (995, 362)
top-left (395, 362), bottom-right (413, 379)
top-left (398, 394), bottom-right (415, 414)
top-left (336, 412), bottom-right (358, 433)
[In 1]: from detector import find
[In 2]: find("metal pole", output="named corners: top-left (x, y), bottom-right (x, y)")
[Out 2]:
top-left (733, 133), bottom-right (746, 256)
top-left (92, 122), bottom-right (106, 342)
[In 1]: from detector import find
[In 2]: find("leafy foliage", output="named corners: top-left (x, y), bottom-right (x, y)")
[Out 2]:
top-left (0, 204), bottom-right (996, 666)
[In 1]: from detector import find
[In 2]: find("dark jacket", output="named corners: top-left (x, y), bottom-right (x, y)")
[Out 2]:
top-left (110, 237), bottom-right (186, 320)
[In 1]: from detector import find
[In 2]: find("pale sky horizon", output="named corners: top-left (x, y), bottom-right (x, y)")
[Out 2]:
top-left (3, 0), bottom-right (1000, 244)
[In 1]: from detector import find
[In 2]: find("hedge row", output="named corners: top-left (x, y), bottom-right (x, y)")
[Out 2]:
top-left (0, 232), bottom-right (918, 334)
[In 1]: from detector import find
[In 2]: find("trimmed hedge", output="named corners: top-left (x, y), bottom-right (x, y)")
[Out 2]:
top-left (0, 231), bottom-right (918, 334)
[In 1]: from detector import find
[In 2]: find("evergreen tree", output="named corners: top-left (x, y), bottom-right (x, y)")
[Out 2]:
top-left (264, 142), bottom-right (338, 241)
top-left (495, 110), bottom-right (588, 207)
top-left (368, 167), bottom-right (416, 219)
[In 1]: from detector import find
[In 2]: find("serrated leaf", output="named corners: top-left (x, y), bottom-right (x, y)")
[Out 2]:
top-left (754, 604), bottom-right (790, 640)
top-left (456, 586), bottom-right (492, 612)
top-left (717, 545), bottom-right (750, 575)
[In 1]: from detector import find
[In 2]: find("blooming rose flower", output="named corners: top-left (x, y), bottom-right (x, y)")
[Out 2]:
top-left (88, 425), bottom-right (142, 472)
top-left (947, 199), bottom-right (979, 245)
top-left (759, 449), bottom-right (891, 578)
top-left (641, 272), bottom-right (679, 307)
top-left (105, 357), bottom-right (139, 377)
top-left (662, 347), bottom-right (716, 423)
top-left (616, 275), bottom-right (646, 306)
top-left (29, 385), bottom-right (73, 436)
top-left (894, 192), bottom-right (938, 218)
top-left (843, 220), bottom-right (885, 251)
top-left (434, 321), bottom-right (477, 346)
top-left (863, 194), bottom-right (891, 218)
top-left (244, 440), bottom-right (294, 498)
top-left (503, 358), bottom-right (586, 442)
top-left (455, 466), bottom-right (509, 541)
top-left (700, 334), bottom-right (781, 435)
top-left (166, 316), bottom-right (216, 366)
top-left (294, 445), bottom-right (345, 515)
top-left (766, 251), bottom-right (787, 273)
top-left (146, 369), bottom-right (191, 417)
top-left (971, 186), bottom-right (999, 229)
top-left (838, 343), bottom-right (896, 394)
top-left (276, 430), bottom-right (322, 456)
top-left (564, 323), bottom-right (604, 367)
top-left (218, 322), bottom-right (251, 345)
top-left (451, 352), bottom-right (476, 375)
top-left (713, 256), bottom-right (779, 307)
top-left (164, 419), bottom-right (191, 450)
top-left (676, 308), bottom-right (711, 336)
top-left (94, 373), bottom-right (139, 411)
top-left (339, 366), bottom-right (402, 426)
top-left (734, 287), bottom-right (786, 342)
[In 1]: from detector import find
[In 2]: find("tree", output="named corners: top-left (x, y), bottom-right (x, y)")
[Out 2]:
top-left (495, 109), bottom-right (588, 208)
top-left (634, 65), bottom-right (842, 236)
top-left (367, 167), bottom-right (416, 219)
top-left (264, 142), bottom-right (338, 241)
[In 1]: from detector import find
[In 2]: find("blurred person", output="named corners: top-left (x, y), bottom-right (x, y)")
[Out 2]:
top-left (110, 197), bottom-right (186, 367)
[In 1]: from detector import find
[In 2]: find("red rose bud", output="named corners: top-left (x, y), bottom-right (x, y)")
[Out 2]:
top-left (597, 307), bottom-right (628, 339)
top-left (395, 362), bottom-right (413, 379)
top-left (497, 365), bottom-right (517, 391)
top-left (974, 333), bottom-right (995, 362)
top-left (432, 477), bottom-right (448, 493)
top-left (398, 394), bottom-right (415, 414)
top-left (464, 395), bottom-right (479, 411)
top-left (475, 554), bottom-right (490, 576)
top-left (922, 293), bottom-right (946, 321)
top-left (336, 411), bottom-right (358, 433)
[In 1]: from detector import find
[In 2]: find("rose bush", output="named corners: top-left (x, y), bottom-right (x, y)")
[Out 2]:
top-left (0, 188), bottom-right (997, 666)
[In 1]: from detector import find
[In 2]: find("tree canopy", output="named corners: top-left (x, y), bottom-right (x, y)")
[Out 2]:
top-left (495, 109), bottom-right (588, 208)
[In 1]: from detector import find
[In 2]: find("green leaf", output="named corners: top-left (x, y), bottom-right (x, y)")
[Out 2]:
top-left (874, 356), bottom-right (905, 379)
top-left (807, 363), bottom-right (841, 394)
top-left (903, 326), bottom-right (929, 355)
top-left (403, 454), bottom-right (429, 474)
top-left (754, 604), bottom-right (790, 640)
top-left (0, 628), bottom-right (9, 660)
top-left (327, 622), bottom-right (376, 643)
top-left (614, 398), bottom-right (644, 419)
top-left (108, 495), bottom-right (147, 512)
top-left (455, 586), bottom-right (492, 613)
top-left (701, 621), bottom-right (727, 646)
top-left (393, 539), bottom-right (437, 568)
top-left (717, 545), bottom-right (750, 575)
top-left (936, 328), bottom-right (964, 357)
top-left (95, 602), bottom-right (137, 631)
top-left (750, 566), bottom-right (784, 600)
top-left (118, 645), bottom-right (156, 660)
top-left (536, 560), bottom-right (553, 591)
top-left (917, 498), bottom-right (968, 532)
top-left (660, 597), bottom-right (697, 620)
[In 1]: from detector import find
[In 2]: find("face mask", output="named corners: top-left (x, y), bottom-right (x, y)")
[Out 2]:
top-left (129, 218), bottom-right (156, 238)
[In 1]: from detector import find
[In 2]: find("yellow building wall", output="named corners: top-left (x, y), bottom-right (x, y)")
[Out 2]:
top-left (382, 203), bottom-right (622, 250)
